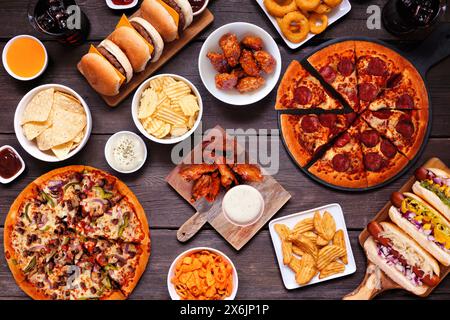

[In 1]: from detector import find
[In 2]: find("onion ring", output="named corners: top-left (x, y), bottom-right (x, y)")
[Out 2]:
top-left (279, 11), bottom-right (310, 43)
top-left (295, 0), bottom-right (320, 11)
top-left (263, 0), bottom-right (298, 18)
top-left (309, 13), bottom-right (328, 34)
top-left (313, 3), bottom-right (331, 14)
top-left (323, 0), bottom-right (342, 8)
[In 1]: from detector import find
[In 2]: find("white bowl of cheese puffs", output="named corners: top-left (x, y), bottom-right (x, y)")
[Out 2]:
top-left (132, 74), bottom-right (203, 144)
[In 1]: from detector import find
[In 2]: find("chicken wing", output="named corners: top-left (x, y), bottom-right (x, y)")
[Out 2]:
top-left (215, 157), bottom-right (239, 189)
top-left (215, 73), bottom-right (238, 90)
top-left (219, 33), bottom-right (241, 67)
top-left (206, 52), bottom-right (230, 73)
top-left (241, 35), bottom-right (264, 51)
top-left (179, 164), bottom-right (217, 181)
top-left (239, 49), bottom-right (260, 77)
top-left (232, 164), bottom-right (263, 182)
top-left (254, 50), bottom-right (276, 74)
top-left (236, 76), bottom-right (265, 93)
top-left (205, 172), bottom-right (221, 202)
top-left (191, 174), bottom-right (212, 202)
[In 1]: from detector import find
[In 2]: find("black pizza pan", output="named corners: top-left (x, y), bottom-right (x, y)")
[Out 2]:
top-left (278, 23), bottom-right (450, 192)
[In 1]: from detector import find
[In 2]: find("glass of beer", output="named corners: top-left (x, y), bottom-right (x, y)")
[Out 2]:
top-left (382, 0), bottom-right (447, 35)
top-left (28, 0), bottom-right (90, 45)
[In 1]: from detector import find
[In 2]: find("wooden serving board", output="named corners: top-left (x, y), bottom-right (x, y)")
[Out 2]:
top-left (77, 9), bottom-right (214, 107)
top-left (344, 157), bottom-right (450, 300)
top-left (166, 126), bottom-right (291, 251)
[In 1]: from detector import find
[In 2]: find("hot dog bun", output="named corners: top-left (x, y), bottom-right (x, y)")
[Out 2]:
top-left (388, 193), bottom-right (450, 266)
top-left (364, 237), bottom-right (428, 295)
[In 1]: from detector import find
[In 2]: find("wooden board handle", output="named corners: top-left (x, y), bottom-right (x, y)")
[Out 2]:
top-left (343, 263), bottom-right (384, 300)
top-left (177, 212), bottom-right (208, 242)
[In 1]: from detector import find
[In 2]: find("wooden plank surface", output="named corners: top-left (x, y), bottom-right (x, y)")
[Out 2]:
top-left (0, 0), bottom-right (450, 300)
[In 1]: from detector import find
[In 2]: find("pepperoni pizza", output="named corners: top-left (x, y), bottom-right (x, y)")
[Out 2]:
top-left (278, 40), bottom-right (429, 189)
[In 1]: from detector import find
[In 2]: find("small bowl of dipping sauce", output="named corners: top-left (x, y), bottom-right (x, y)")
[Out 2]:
top-left (105, 131), bottom-right (147, 174)
top-left (190, 0), bottom-right (209, 16)
top-left (2, 35), bottom-right (48, 81)
top-left (0, 145), bottom-right (25, 184)
top-left (222, 185), bottom-right (264, 227)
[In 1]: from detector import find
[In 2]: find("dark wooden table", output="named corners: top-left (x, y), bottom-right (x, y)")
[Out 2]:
top-left (1, 0), bottom-right (449, 300)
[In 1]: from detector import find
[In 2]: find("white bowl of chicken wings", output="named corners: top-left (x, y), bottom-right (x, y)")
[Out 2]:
top-left (199, 22), bottom-right (282, 106)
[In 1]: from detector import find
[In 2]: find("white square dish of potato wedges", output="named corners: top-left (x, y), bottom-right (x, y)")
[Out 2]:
top-left (269, 203), bottom-right (356, 290)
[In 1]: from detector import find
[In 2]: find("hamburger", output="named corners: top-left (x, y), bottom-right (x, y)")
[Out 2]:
top-left (141, 0), bottom-right (193, 42)
top-left (129, 17), bottom-right (164, 62)
top-left (78, 40), bottom-right (133, 96)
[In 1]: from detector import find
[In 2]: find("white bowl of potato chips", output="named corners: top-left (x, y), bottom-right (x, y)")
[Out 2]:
top-left (132, 74), bottom-right (202, 144)
top-left (14, 84), bottom-right (91, 162)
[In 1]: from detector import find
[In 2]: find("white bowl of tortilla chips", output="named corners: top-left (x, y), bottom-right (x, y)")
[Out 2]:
top-left (14, 84), bottom-right (91, 162)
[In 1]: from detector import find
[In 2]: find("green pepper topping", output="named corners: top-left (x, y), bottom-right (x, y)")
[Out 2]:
top-left (23, 256), bottom-right (36, 273)
top-left (118, 214), bottom-right (129, 238)
top-left (62, 237), bottom-right (70, 246)
top-left (23, 203), bottom-right (31, 223)
top-left (93, 186), bottom-right (113, 199)
top-left (41, 191), bottom-right (55, 208)
top-left (102, 276), bottom-right (112, 290)
top-left (104, 264), bottom-right (118, 271)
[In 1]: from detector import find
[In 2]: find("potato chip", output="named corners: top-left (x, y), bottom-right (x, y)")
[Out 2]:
top-left (274, 224), bottom-right (290, 241)
top-left (322, 211), bottom-right (336, 241)
top-left (187, 114), bottom-right (197, 129)
top-left (281, 240), bottom-right (293, 265)
top-left (154, 106), bottom-right (187, 126)
top-left (288, 256), bottom-right (302, 273)
top-left (317, 245), bottom-right (346, 270)
top-left (178, 94), bottom-right (199, 116)
top-left (333, 229), bottom-right (348, 264)
top-left (313, 211), bottom-right (325, 237)
top-left (319, 261), bottom-right (345, 279)
top-left (293, 217), bottom-right (314, 234)
top-left (23, 120), bottom-right (52, 141)
top-left (292, 245), bottom-right (304, 257)
top-left (288, 234), bottom-right (317, 260)
top-left (51, 141), bottom-right (73, 160)
top-left (295, 254), bottom-right (317, 285)
top-left (171, 125), bottom-right (188, 137)
top-left (164, 81), bottom-right (191, 100)
top-left (149, 77), bottom-right (165, 91)
top-left (316, 235), bottom-right (329, 247)
top-left (21, 88), bottom-right (54, 124)
top-left (142, 118), bottom-right (164, 134)
top-left (154, 123), bottom-right (171, 139)
top-left (138, 88), bottom-right (158, 119)
top-left (301, 231), bottom-right (318, 244)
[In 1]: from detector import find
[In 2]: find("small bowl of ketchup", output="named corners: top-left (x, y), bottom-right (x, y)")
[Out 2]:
top-left (105, 0), bottom-right (139, 10)
top-left (0, 145), bottom-right (25, 184)
top-left (190, 0), bottom-right (209, 16)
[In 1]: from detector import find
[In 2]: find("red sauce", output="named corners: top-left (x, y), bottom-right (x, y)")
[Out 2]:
top-left (112, 0), bottom-right (135, 5)
top-left (189, 0), bottom-right (206, 12)
top-left (0, 147), bottom-right (22, 179)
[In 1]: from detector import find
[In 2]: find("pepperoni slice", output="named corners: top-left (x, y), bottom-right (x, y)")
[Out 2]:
top-left (332, 154), bottom-right (350, 172)
top-left (301, 115), bottom-right (320, 133)
top-left (319, 113), bottom-right (337, 128)
top-left (360, 130), bottom-right (380, 147)
top-left (345, 112), bottom-right (357, 125)
top-left (372, 109), bottom-right (392, 119)
top-left (396, 94), bottom-right (414, 109)
top-left (364, 152), bottom-right (383, 172)
top-left (358, 83), bottom-right (378, 102)
top-left (335, 133), bottom-right (351, 148)
top-left (367, 57), bottom-right (387, 76)
top-left (337, 58), bottom-right (354, 77)
top-left (396, 120), bottom-right (414, 139)
top-left (294, 86), bottom-right (312, 105)
top-left (380, 139), bottom-right (397, 159)
top-left (320, 66), bottom-right (336, 83)
top-left (387, 73), bottom-right (402, 88)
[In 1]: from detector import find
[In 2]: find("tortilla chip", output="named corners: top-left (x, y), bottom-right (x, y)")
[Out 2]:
top-left (21, 88), bottom-right (54, 124)
top-left (36, 104), bottom-right (86, 151)
top-left (54, 91), bottom-right (84, 114)
top-left (22, 120), bottom-right (52, 140)
top-left (51, 141), bottom-right (73, 159)
top-left (72, 129), bottom-right (85, 144)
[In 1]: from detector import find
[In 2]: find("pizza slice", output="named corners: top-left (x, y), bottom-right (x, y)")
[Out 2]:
top-left (308, 131), bottom-right (368, 188)
top-left (349, 118), bottom-right (409, 187)
top-left (367, 66), bottom-right (429, 111)
top-left (280, 113), bottom-right (356, 167)
top-left (308, 41), bottom-right (360, 112)
top-left (361, 109), bottom-right (428, 160)
top-left (275, 60), bottom-right (343, 110)
top-left (355, 41), bottom-right (402, 112)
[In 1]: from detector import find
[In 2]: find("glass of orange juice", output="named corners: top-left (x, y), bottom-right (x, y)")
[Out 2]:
top-left (2, 35), bottom-right (48, 81)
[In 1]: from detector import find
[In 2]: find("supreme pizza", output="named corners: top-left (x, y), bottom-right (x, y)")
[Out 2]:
top-left (4, 166), bottom-right (150, 300)
top-left (278, 40), bottom-right (429, 189)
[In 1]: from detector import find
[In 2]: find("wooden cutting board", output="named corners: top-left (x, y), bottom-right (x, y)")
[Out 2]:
top-left (344, 157), bottom-right (450, 299)
top-left (77, 9), bottom-right (214, 107)
top-left (166, 126), bottom-right (291, 250)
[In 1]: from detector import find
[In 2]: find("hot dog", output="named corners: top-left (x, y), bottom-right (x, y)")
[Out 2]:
top-left (388, 192), bottom-right (450, 266)
top-left (364, 221), bottom-right (440, 295)
top-left (412, 167), bottom-right (450, 221)
top-left (367, 221), bottom-right (440, 287)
